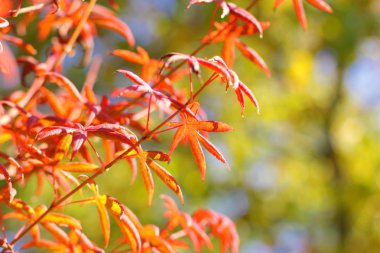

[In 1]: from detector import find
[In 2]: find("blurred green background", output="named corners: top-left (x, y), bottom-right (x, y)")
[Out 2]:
top-left (2, 0), bottom-right (380, 252)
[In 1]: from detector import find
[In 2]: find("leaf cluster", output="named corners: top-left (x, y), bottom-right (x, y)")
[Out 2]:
top-left (0, 0), bottom-right (331, 252)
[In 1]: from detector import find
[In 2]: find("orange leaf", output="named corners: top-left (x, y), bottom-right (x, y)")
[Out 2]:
top-left (55, 162), bottom-right (99, 173)
top-left (41, 223), bottom-right (73, 249)
top-left (235, 39), bottom-right (271, 77)
top-left (91, 4), bottom-right (135, 46)
top-left (43, 72), bottom-right (85, 102)
top-left (83, 84), bottom-right (98, 104)
top-left (53, 134), bottom-right (73, 163)
top-left (188, 132), bottom-right (206, 180)
top-left (102, 196), bottom-right (141, 253)
top-left (42, 213), bottom-right (82, 230)
top-left (112, 49), bottom-right (145, 65)
top-left (306, 0), bottom-right (333, 13)
top-left (120, 147), bottom-right (182, 206)
top-left (197, 133), bottom-right (230, 170)
top-left (138, 155), bottom-right (155, 206)
top-left (40, 87), bottom-right (67, 117)
top-left (117, 69), bottom-right (153, 91)
top-left (146, 159), bottom-right (184, 204)
top-left (161, 194), bottom-right (179, 213)
top-left (21, 240), bottom-right (62, 251)
top-left (198, 58), bottom-right (233, 86)
top-left (239, 81), bottom-right (259, 112)
top-left (148, 236), bottom-right (176, 253)
top-left (103, 139), bottom-right (114, 164)
top-left (222, 35), bottom-right (236, 67)
top-left (96, 196), bottom-right (110, 248)
top-left (273, 0), bottom-right (286, 9)
top-left (147, 151), bottom-right (171, 162)
top-left (81, 176), bottom-right (111, 248)
top-left (226, 3), bottom-right (263, 35)
top-left (193, 209), bottom-right (240, 253)
top-left (293, 0), bottom-right (307, 31)
top-left (139, 224), bottom-right (160, 239)
top-left (189, 121), bottom-right (233, 132)
top-left (168, 103), bottom-right (231, 180)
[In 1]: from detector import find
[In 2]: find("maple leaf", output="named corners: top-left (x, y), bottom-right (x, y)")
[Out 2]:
top-left (112, 47), bottom-right (163, 82)
top-left (99, 196), bottom-right (142, 253)
top-left (117, 144), bottom-right (184, 206)
top-left (36, 2), bottom-right (135, 65)
top-left (81, 176), bottom-right (111, 248)
top-left (138, 225), bottom-right (176, 253)
top-left (206, 56), bottom-right (260, 114)
top-left (35, 122), bottom-right (137, 162)
top-left (192, 209), bottom-right (239, 253)
top-left (43, 72), bottom-right (85, 103)
top-left (162, 53), bottom-right (232, 88)
top-left (161, 53), bottom-right (260, 113)
top-left (114, 69), bottom-right (173, 127)
top-left (4, 201), bottom-right (85, 251)
top-left (187, 1), bottom-right (262, 33)
top-left (90, 4), bottom-right (135, 46)
top-left (235, 39), bottom-right (270, 77)
top-left (274, 0), bottom-right (333, 30)
top-left (168, 102), bottom-right (232, 180)
top-left (161, 195), bottom-right (213, 252)
top-left (202, 20), bottom-right (271, 75)
top-left (68, 177), bottom-right (142, 251)
top-left (203, 21), bottom-right (270, 44)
